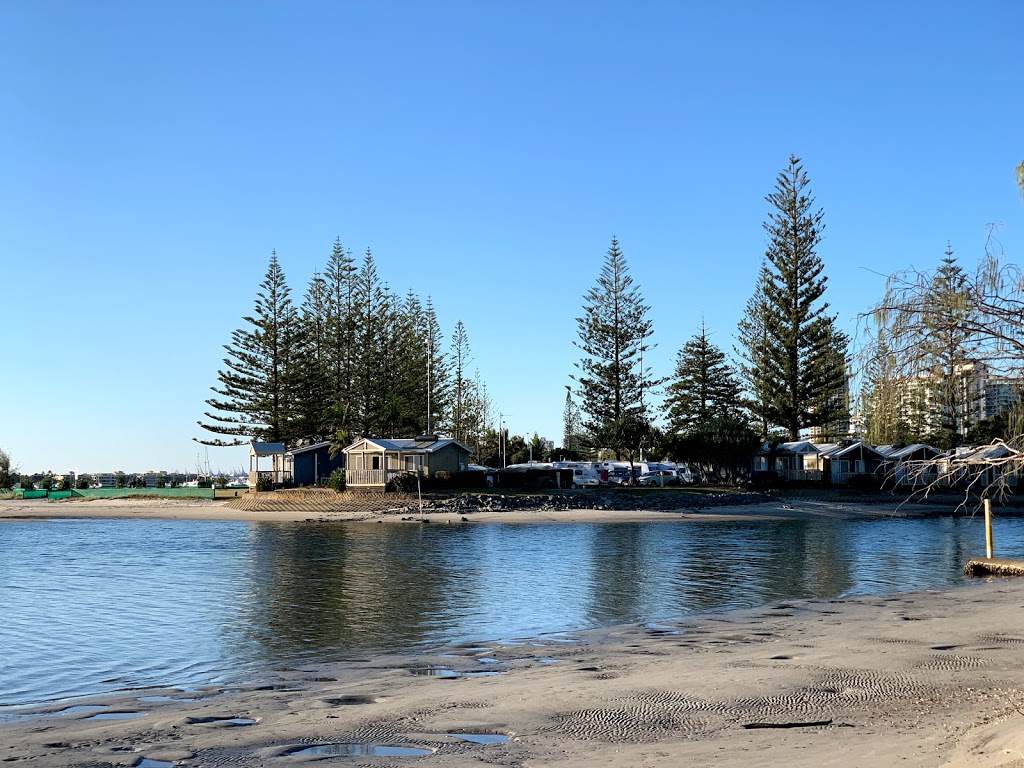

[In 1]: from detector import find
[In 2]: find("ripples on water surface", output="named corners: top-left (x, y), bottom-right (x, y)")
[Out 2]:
top-left (1, 515), bottom-right (1017, 708)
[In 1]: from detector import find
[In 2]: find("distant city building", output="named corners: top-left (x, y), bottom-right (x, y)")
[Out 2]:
top-left (892, 361), bottom-right (1021, 438)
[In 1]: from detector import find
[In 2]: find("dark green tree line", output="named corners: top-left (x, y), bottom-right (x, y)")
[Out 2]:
top-left (198, 242), bottom-right (487, 450)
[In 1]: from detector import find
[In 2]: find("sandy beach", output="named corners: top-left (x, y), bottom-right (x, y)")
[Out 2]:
top-left (2, 579), bottom-right (1023, 768)
top-left (4, 494), bottom-right (1021, 767)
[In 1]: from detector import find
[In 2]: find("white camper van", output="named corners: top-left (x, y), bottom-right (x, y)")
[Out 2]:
top-left (553, 461), bottom-right (603, 488)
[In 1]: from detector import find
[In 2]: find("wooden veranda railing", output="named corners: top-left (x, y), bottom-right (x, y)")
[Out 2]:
top-left (781, 469), bottom-right (822, 482)
top-left (346, 468), bottom-right (400, 486)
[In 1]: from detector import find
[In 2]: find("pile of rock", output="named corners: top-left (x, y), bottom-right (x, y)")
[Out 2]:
top-left (420, 490), bottom-right (773, 515)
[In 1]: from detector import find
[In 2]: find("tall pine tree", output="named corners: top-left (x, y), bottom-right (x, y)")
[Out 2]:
top-left (422, 298), bottom-right (450, 435)
top-left (665, 322), bottom-right (742, 434)
top-left (351, 248), bottom-right (390, 435)
top-left (323, 237), bottom-right (358, 438)
top-left (738, 156), bottom-right (849, 440)
top-left (291, 270), bottom-right (334, 441)
top-left (449, 320), bottom-right (472, 442)
top-left (572, 237), bottom-right (660, 451)
top-left (198, 250), bottom-right (300, 445)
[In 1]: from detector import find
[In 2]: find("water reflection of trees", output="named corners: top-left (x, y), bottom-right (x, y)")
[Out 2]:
top-left (233, 523), bottom-right (472, 664)
top-left (639, 522), bottom-right (857, 616)
top-left (225, 517), bottom-right (1009, 667)
top-left (585, 524), bottom-right (649, 625)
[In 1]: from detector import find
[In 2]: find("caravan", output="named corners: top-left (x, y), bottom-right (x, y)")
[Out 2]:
top-left (552, 461), bottom-right (604, 488)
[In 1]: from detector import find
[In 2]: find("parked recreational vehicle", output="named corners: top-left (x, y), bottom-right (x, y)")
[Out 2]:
top-left (552, 461), bottom-right (604, 487)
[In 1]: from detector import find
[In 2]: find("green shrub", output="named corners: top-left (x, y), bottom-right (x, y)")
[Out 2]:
top-left (748, 471), bottom-right (782, 491)
top-left (255, 474), bottom-right (274, 492)
top-left (19, 476), bottom-right (34, 490)
top-left (57, 476), bottom-right (72, 492)
top-left (75, 477), bottom-right (91, 490)
top-left (327, 467), bottom-right (346, 492)
top-left (387, 472), bottom-right (419, 493)
top-left (154, 474), bottom-right (166, 489)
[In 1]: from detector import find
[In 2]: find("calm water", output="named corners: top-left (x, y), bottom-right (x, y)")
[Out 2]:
top-left (0, 515), bottom-right (1016, 709)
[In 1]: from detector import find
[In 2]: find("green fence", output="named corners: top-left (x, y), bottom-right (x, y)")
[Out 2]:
top-left (8, 487), bottom-right (218, 500)
top-left (72, 488), bottom-right (218, 499)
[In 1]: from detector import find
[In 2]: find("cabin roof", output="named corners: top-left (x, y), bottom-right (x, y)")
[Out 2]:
top-left (287, 441), bottom-right (333, 455)
top-left (249, 441), bottom-right (286, 456)
top-left (343, 436), bottom-right (472, 455)
top-left (879, 443), bottom-right (940, 460)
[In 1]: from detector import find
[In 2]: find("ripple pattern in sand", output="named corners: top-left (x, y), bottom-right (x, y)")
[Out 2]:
top-left (914, 654), bottom-right (989, 671)
top-left (544, 692), bottom-right (720, 742)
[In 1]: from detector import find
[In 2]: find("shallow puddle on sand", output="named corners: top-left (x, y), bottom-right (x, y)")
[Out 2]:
top-left (407, 667), bottom-right (501, 678)
top-left (135, 759), bottom-right (176, 768)
top-left (447, 733), bottom-right (510, 744)
top-left (186, 716), bottom-right (257, 726)
top-left (137, 696), bottom-right (198, 703)
top-left (288, 743), bottom-right (433, 757)
top-left (52, 705), bottom-right (108, 716)
top-left (88, 711), bottom-right (147, 720)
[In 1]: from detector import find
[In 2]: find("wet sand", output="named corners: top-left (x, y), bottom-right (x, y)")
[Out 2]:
top-left (3, 581), bottom-right (1024, 767)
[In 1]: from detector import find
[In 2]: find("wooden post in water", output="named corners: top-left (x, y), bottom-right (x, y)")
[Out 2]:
top-left (984, 498), bottom-right (994, 559)
top-left (417, 471), bottom-right (424, 522)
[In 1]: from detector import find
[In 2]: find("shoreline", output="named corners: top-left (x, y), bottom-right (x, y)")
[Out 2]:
top-left (4, 581), bottom-right (1024, 767)
top-left (0, 492), bottom-right (984, 525)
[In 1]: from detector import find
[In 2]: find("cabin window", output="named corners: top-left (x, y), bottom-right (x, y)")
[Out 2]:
top-left (371, 456), bottom-right (380, 470)
top-left (855, 460), bottom-right (864, 474)
top-left (803, 454), bottom-right (817, 470)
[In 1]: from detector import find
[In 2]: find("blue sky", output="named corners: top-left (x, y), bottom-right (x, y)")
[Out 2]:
top-left (2, 2), bottom-right (1022, 474)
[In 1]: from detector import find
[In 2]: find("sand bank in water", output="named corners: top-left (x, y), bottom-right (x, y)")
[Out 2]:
top-left (3, 581), bottom-right (1024, 767)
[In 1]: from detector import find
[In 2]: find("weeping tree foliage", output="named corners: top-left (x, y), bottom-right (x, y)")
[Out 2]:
top-left (737, 156), bottom-right (850, 440)
top-left (572, 237), bottom-right (662, 457)
top-left (861, 245), bottom-right (993, 449)
top-left (198, 250), bottom-right (300, 445)
top-left (859, 226), bottom-right (1024, 500)
top-left (665, 322), bottom-right (742, 435)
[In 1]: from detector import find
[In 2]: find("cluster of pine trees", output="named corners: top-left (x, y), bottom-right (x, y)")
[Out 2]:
top-left (568, 156), bottom-right (851, 476)
top-left (197, 240), bottom-right (494, 454)
top-left (204, 152), bottom-right (1017, 471)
